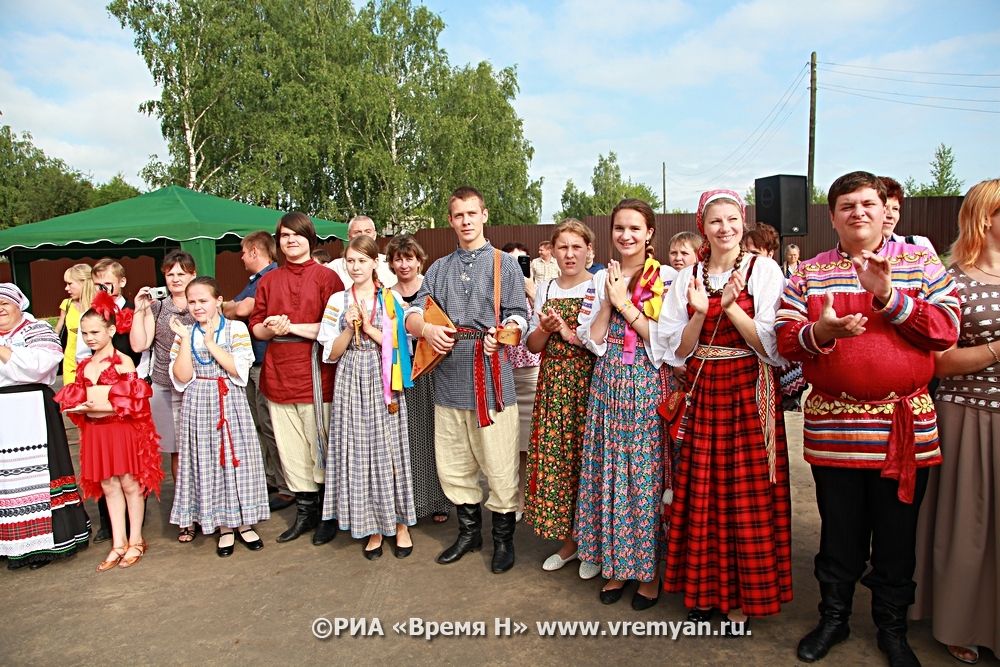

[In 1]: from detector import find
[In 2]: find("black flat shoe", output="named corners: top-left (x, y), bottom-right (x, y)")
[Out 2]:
top-left (364, 541), bottom-right (383, 560)
top-left (631, 590), bottom-right (660, 611)
top-left (28, 560), bottom-right (51, 570)
top-left (600, 585), bottom-right (625, 605)
top-left (217, 532), bottom-right (235, 558)
top-left (722, 617), bottom-right (750, 637)
top-left (394, 537), bottom-right (413, 559)
top-left (93, 527), bottom-right (112, 544)
top-left (236, 529), bottom-right (264, 551)
top-left (687, 607), bottom-right (716, 622)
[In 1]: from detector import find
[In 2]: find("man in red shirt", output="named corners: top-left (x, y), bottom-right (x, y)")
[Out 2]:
top-left (250, 212), bottom-right (343, 543)
top-left (776, 172), bottom-right (959, 666)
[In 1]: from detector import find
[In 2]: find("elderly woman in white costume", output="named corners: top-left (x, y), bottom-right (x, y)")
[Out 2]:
top-left (0, 283), bottom-right (91, 569)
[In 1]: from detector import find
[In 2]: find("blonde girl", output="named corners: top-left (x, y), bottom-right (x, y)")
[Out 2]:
top-left (56, 263), bottom-right (95, 383)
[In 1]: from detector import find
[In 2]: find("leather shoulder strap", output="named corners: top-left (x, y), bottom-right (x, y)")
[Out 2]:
top-left (493, 249), bottom-right (502, 326)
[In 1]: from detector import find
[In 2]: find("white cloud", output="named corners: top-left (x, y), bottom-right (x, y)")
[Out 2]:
top-left (467, 0), bottom-right (998, 217)
top-left (0, 7), bottom-right (167, 187)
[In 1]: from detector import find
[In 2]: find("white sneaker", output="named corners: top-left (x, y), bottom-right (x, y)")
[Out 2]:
top-left (579, 560), bottom-right (601, 580)
top-left (542, 550), bottom-right (578, 571)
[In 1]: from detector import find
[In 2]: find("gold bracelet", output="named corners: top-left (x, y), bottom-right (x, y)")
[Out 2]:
top-left (618, 301), bottom-right (631, 312)
top-left (629, 310), bottom-right (642, 326)
top-left (988, 341), bottom-right (1000, 365)
top-left (421, 323), bottom-right (430, 338)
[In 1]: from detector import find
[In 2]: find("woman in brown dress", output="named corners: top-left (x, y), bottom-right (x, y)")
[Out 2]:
top-left (913, 178), bottom-right (1000, 665)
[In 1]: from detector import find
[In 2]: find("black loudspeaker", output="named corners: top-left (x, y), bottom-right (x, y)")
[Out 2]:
top-left (755, 174), bottom-right (808, 236)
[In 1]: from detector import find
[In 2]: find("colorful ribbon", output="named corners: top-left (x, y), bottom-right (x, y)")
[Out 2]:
top-left (379, 288), bottom-right (413, 407)
top-left (622, 258), bottom-right (665, 365)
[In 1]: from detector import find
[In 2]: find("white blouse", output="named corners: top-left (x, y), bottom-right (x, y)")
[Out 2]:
top-left (652, 254), bottom-right (787, 368)
top-left (576, 264), bottom-right (678, 366)
top-left (528, 278), bottom-right (593, 336)
top-left (168, 319), bottom-right (253, 391)
top-left (317, 289), bottom-right (403, 363)
top-left (0, 316), bottom-right (62, 388)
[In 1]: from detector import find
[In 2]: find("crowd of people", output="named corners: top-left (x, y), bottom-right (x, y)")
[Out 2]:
top-left (0, 173), bottom-right (998, 667)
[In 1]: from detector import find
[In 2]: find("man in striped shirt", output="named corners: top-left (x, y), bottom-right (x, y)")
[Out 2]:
top-left (405, 186), bottom-right (528, 574)
top-left (776, 171), bottom-right (959, 667)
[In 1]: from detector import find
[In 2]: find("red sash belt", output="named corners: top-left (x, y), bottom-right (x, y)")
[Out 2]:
top-left (197, 377), bottom-right (240, 468)
top-left (881, 388), bottom-right (922, 504)
top-left (811, 386), bottom-right (926, 503)
top-left (453, 327), bottom-right (504, 428)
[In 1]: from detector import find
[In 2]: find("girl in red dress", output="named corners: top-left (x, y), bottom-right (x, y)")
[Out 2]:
top-left (55, 293), bottom-right (162, 571)
top-left (658, 190), bottom-right (793, 630)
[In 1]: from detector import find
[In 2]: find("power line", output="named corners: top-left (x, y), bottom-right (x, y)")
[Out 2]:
top-left (821, 83), bottom-right (1000, 104)
top-left (819, 86), bottom-right (1000, 114)
top-left (667, 88), bottom-right (808, 191)
top-left (817, 66), bottom-right (1000, 89)
top-left (669, 63), bottom-right (808, 178)
top-left (820, 60), bottom-right (1000, 77)
top-left (713, 89), bottom-right (809, 183)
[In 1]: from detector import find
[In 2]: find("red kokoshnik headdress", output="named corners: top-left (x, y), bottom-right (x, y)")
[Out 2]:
top-left (695, 189), bottom-right (746, 261)
top-left (90, 290), bottom-right (133, 333)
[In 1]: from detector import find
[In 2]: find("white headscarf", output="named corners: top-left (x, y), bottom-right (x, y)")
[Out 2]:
top-left (0, 283), bottom-right (29, 310)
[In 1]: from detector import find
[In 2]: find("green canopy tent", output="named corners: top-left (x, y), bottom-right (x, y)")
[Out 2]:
top-left (0, 185), bottom-right (348, 303)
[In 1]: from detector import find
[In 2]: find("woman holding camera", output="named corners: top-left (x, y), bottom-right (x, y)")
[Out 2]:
top-left (130, 250), bottom-right (197, 532)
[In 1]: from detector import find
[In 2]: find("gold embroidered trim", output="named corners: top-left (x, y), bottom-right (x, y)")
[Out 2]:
top-left (804, 391), bottom-right (934, 416)
top-left (693, 344), bottom-right (754, 360)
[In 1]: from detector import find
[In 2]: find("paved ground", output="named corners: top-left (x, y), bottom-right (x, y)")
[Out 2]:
top-left (2, 412), bottom-right (992, 666)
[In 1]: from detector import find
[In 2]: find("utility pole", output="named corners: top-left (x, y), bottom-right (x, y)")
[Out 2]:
top-left (808, 51), bottom-right (817, 201)
top-left (662, 161), bottom-right (667, 214)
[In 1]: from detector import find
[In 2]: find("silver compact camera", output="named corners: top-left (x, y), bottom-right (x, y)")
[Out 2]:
top-left (148, 286), bottom-right (169, 300)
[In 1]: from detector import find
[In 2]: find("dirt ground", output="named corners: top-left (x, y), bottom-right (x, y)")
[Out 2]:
top-left (1, 411), bottom-right (991, 666)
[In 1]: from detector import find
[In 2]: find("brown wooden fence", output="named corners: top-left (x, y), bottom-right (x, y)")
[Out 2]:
top-left (412, 197), bottom-right (963, 268)
top-left (12, 196), bottom-right (964, 317)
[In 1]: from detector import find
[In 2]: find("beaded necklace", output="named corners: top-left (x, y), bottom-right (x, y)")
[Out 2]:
top-left (191, 317), bottom-right (225, 365)
top-left (701, 247), bottom-right (745, 297)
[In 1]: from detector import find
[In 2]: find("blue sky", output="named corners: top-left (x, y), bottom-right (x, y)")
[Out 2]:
top-left (2, 0), bottom-right (998, 221)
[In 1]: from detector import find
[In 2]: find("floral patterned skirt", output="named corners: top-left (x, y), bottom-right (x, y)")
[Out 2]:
top-left (574, 343), bottom-right (670, 582)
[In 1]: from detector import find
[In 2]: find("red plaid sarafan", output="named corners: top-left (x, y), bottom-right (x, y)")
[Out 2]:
top-left (662, 280), bottom-right (793, 617)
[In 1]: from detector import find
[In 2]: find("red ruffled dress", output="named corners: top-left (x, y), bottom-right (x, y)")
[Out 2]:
top-left (54, 353), bottom-right (164, 500)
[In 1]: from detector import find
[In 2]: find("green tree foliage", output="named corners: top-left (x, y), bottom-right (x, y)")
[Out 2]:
top-left (557, 179), bottom-right (592, 221)
top-left (109, 0), bottom-right (541, 228)
top-left (810, 185), bottom-right (827, 205)
top-left (904, 143), bottom-right (964, 196)
top-left (108, 0), bottom-right (284, 193)
top-left (89, 174), bottom-right (141, 208)
top-left (0, 125), bottom-right (136, 228)
top-left (553, 152), bottom-right (661, 221)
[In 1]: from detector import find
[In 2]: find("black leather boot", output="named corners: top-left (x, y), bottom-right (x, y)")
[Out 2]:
top-left (312, 485), bottom-right (338, 545)
top-left (436, 504), bottom-right (482, 564)
top-left (797, 583), bottom-right (855, 662)
top-left (872, 597), bottom-right (921, 667)
top-left (276, 492), bottom-right (319, 543)
top-left (490, 511), bottom-right (516, 573)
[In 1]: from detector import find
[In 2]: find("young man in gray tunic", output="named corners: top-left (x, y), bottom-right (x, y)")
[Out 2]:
top-left (405, 186), bottom-right (528, 573)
